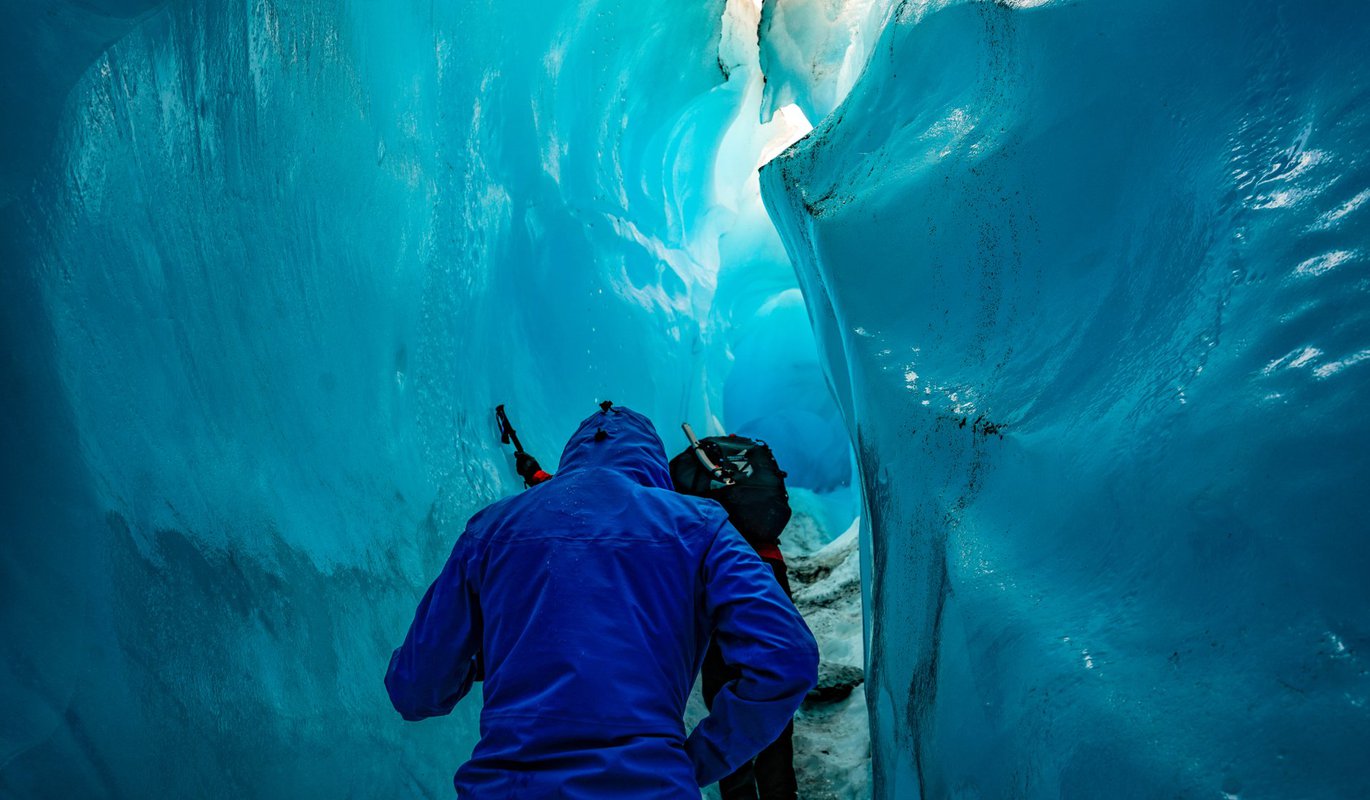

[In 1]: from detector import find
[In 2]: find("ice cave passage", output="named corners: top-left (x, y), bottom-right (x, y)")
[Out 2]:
top-left (3, 0), bottom-right (1369, 798)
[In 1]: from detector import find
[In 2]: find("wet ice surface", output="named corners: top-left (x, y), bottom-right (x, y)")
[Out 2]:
top-left (7, 0), bottom-right (1370, 796)
top-left (763, 0), bottom-right (1370, 796)
top-left (2, 0), bottom-right (862, 795)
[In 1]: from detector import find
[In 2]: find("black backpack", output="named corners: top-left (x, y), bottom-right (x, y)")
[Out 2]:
top-left (669, 434), bottom-right (792, 545)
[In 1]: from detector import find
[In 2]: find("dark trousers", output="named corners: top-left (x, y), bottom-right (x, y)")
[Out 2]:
top-left (701, 557), bottom-right (798, 800)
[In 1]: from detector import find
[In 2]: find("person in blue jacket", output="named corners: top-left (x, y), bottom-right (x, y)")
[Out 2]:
top-left (385, 403), bottom-right (819, 798)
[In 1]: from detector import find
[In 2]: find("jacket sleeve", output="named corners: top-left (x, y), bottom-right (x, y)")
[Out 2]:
top-left (685, 520), bottom-right (820, 786)
top-left (384, 532), bottom-right (483, 721)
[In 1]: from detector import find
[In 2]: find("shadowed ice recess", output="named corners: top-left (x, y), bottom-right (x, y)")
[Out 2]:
top-left (3, 0), bottom-right (1369, 798)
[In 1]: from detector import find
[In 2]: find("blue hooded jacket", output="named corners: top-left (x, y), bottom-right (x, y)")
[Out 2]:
top-left (385, 405), bottom-right (819, 798)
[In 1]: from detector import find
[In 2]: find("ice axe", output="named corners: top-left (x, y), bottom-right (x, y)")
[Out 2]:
top-left (495, 404), bottom-right (525, 455)
top-left (495, 405), bottom-right (550, 488)
top-left (681, 422), bottom-right (735, 486)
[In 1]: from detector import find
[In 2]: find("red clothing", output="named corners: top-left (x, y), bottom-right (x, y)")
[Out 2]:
top-left (752, 542), bottom-right (784, 563)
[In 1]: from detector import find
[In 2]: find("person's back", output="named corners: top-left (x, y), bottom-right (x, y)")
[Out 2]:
top-left (385, 405), bottom-right (819, 798)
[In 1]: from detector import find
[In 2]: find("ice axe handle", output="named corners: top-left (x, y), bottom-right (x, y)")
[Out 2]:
top-left (681, 422), bottom-right (733, 485)
top-left (495, 405), bottom-right (525, 453)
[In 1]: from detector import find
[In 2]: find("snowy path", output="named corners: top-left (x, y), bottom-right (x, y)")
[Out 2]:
top-left (688, 521), bottom-right (870, 799)
top-left (788, 525), bottom-right (870, 800)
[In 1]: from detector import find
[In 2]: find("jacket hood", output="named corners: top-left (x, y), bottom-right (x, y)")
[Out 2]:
top-left (556, 405), bottom-right (674, 490)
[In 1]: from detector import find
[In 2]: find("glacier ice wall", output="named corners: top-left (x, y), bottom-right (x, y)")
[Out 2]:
top-left (763, 0), bottom-right (1370, 797)
top-left (8, 0), bottom-right (1370, 796)
top-left (2, 0), bottom-right (861, 795)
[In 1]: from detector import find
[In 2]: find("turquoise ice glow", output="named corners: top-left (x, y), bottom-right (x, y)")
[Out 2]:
top-left (3, 0), bottom-right (1368, 797)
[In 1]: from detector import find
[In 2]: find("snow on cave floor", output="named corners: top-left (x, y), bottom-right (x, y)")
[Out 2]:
top-left (688, 508), bottom-right (869, 799)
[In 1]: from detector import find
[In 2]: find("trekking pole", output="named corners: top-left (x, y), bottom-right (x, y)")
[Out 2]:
top-left (681, 423), bottom-right (734, 485)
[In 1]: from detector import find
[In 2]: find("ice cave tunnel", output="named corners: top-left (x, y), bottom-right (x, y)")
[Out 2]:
top-left (2, 0), bottom-right (1369, 798)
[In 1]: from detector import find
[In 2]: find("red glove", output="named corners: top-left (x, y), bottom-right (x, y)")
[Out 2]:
top-left (515, 452), bottom-right (553, 486)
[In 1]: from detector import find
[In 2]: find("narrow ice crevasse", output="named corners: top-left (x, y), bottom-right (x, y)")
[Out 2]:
top-left (682, 3), bottom-right (871, 796)
top-left (5, 0), bottom-right (1370, 798)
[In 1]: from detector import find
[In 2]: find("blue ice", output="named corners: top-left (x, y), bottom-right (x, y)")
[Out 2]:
top-left (3, 0), bottom-right (1368, 797)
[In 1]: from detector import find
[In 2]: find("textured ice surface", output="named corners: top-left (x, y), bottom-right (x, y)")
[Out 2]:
top-left (763, 0), bottom-right (1370, 797)
top-left (1, 0), bottom-right (855, 796)
top-left (758, 0), bottom-right (895, 124)
top-left (7, 0), bottom-right (1370, 797)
